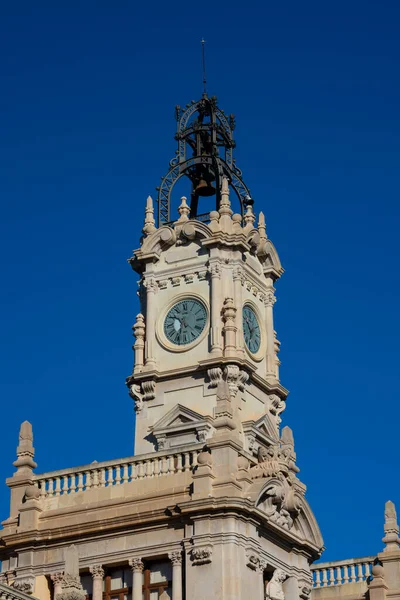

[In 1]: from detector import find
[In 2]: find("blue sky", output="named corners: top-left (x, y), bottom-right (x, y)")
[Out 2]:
top-left (1, 1), bottom-right (399, 562)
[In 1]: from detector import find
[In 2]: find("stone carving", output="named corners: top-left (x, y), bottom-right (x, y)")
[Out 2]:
top-left (0, 573), bottom-right (7, 585)
top-left (168, 551), bottom-right (183, 566)
top-left (184, 273), bottom-right (195, 284)
top-left (129, 558), bottom-right (144, 573)
top-left (209, 263), bottom-right (221, 278)
top-left (158, 279), bottom-right (168, 290)
top-left (298, 584), bottom-right (312, 600)
top-left (132, 314), bottom-right (145, 373)
top-left (51, 573), bottom-right (65, 586)
top-left (266, 569), bottom-right (287, 600)
top-left (383, 500), bottom-right (400, 551)
top-left (171, 276), bottom-right (182, 287)
top-left (250, 435), bottom-right (302, 530)
top-left (267, 394), bottom-right (286, 430)
top-left (197, 270), bottom-right (207, 281)
top-left (207, 367), bottom-right (223, 388)
top-left (191, 545), bottom-right (213, 565)
top-left (177, 196), bottom-right (190, 222)
top-left (89, 565), bottom-right (104, 579)
top-left (143, 277), bottom-right (158, 293)
top-left (142, 380), bottom-right (156, 401)
top-left (223, 365), bottom-right (248, 397)
top-left (129, 384), bottom-right (144, 413)
top-left (246, 553), bottom-right (266, 572)
top-left (13, 577), bottom-right (35, 595)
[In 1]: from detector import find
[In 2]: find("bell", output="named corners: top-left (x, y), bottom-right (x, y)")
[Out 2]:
top-left (194, 177), bottom-right (216, 197)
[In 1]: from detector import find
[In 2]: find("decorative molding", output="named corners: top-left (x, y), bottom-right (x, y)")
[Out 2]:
top-left (207, 367), bottom-right (223, 388)
top-left (51, 573), bottom-right (65, 586)
top-left (13, 578), bottom-right (35, 596)
top-left (191, 545), bottom-right (213, 565)
top-left (142, 380), bottom-right (156, 401)
top-left (168, 551), bottom-right (183, 566)
top-left (89, 565), bottom-right (104, 580)
top-left (129, 558), bottom-right (144, 573)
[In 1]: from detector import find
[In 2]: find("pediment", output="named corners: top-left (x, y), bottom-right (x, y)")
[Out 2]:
top-left (149, 404), bottom-right (213, 451)
top-left (151, 404), bottom-right (207, 432)
top-left (254, 414), bottom-right (278, 440)
top-left (242, 413), bottom-right (278, 457)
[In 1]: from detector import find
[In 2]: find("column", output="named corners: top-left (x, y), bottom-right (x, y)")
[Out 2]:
top-left (257, 560), bottom-right (267, 599)
top-left (143, 277), bottom-right (157, 368)
top-left (51, 573), bottom-right (64, 600)
top-left (168, 551), bottom-right (183, 600)
top-left (129, 558), bottom-right (144, 600)
top-left (264, 277), bottom-right (276, 379)
top-left (90, 565), bottom-right (104, 600)
top-left (222, 298), bottom-right (237, 358)
top-left (210, 262), bottom-right (223, 355)
top-left (233, 267), bottom-right (245, 357)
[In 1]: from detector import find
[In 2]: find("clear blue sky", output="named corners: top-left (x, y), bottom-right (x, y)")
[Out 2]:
top-left (1, 1), bottom-right (399, 562)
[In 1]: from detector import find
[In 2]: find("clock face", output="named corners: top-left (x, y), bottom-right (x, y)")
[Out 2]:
top-left (164, 299), bottom-right (207, 346)
top-left (243, 305), bottom-right (261, 354)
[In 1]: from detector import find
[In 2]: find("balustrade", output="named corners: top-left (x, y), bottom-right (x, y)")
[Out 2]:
top-left (34, 446), bottom-right (202, 498)
top-left (311, 557), bottom-right (375, 588)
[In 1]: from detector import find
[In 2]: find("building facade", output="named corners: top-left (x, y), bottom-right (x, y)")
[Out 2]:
top-left (1, 94), bottom-right (398, 600)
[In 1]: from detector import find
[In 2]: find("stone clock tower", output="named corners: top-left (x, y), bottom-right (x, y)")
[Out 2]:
top-left (0, 94), bottom-right (323, 600)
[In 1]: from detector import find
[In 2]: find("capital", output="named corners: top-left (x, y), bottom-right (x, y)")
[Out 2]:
top-left (168, 551), bottom-right (183, 566)
top-left (90, 565), bottom-right (104, 580)
top-left (129, 558), bottom-right (144, 573)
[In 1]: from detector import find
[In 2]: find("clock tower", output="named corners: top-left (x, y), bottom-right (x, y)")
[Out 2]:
top-left (127, 94), bottom-right (286, 457)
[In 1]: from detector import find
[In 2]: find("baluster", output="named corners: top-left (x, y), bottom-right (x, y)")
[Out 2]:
top-left (115, 465), bottom-right (121, 485)
top-left (357, 563), bottom-right (363, 582)
top-left (62, 475), bottom-right (69, 495)
top-left (153, 459), bottom-right (159, 478)
top-left (176, 453), bottom-right (183, 473)
top-left (364, 563), bottom-right (371, 578)
top-left (48, 478), bottom-right (54, 497)
top-left (77, 472), bottom-right (84, 492)
top-left (86, 471), bottom-right (92, 490)
top-left (343, 564), bottom-right (349, 584)
top-left (169, 455), bottom-right (175, 474)
top-left (137, 461), bottom-right (144, 479)
top-left (131, 463), bottom-right (138, 480)
top-left (123, 463), bottom-right (129, 483)
top-left (314, 570), bottom-right (321, 588)
top-left (92, 470), bottom-right (99, 488)
top-left (192, 451), bottom-right (199, 468)
top-left (107, 466), bottom-right (113, 486)
top-left (350, 564), bottom-right (356, 583)
top-left (161, 456), bottom-right (168, 476)
top-left (322, 569), bottom-right (328, 587)
top-left (146, 460), bottom-right (153, 478)
top-left (40, 480), bottom-right (47, 498)
top-left (329, 567), bottom-right (334, 585)
top-left (336, 566), bottom-right (342, 585)
top-left (54, 477), bottom-right (61, 496)
top-left (184, 452), bottom-right (190, 472)
top-left (100, 468), bottom-right (106, 487)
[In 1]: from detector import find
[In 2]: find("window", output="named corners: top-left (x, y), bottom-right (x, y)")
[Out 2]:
top-left (104, 568), bottom-right (132, 600)
top-left (143, 562), bottom-right (172, 600)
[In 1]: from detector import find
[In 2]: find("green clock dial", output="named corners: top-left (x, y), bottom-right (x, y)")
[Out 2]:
top-left (243, 305), bottom-right (261, 354)
top-left (164, 299), bottom-right (207, 346)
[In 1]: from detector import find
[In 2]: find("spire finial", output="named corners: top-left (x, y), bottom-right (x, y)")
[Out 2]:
top-left (143, 196), bottom-right (156, 236)
top-left (383, 500), bottom-right (400, 552)
top-left (201, 39), bottom-right (207, 97)
top-left (13, 420), bottom-right (37, 473)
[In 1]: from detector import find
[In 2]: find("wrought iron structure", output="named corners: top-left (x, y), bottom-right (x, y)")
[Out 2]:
top-left (156, 94), bottom-right (253, 226)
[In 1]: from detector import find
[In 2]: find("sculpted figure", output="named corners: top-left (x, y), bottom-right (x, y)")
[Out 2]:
top-left (266, 569), bottom-right (287, 600)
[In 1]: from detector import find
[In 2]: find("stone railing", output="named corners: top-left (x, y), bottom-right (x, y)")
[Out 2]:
top-left (33, 444), bottom-right (203, 498)
top-left (311, 557), bottom-right (376, 588)
top-left (0, 584), bottom-right (38, 600)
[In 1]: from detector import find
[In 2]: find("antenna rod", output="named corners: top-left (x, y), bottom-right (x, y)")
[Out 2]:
top-left (201, 38), bottom-right (207, 96)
